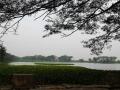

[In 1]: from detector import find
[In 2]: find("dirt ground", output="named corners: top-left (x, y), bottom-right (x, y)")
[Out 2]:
top-left (1, 85), bottom-right (120, 90)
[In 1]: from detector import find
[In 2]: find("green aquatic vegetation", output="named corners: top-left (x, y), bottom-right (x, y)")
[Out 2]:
top-left (0, 64), bottom-right (119, 85)
top-left (35, 63), bottom-right (74, 66)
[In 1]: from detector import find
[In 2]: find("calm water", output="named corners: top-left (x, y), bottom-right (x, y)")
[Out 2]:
top-left (73, 63), bottom-right (120, 70)
top-left (9, 62), bottom-right (120, 71)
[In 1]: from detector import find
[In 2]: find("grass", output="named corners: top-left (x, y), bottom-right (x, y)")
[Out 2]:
top-left (0, 64), bottom-right (120, 85)
top-left (35, 62), bottom-right (74, 66)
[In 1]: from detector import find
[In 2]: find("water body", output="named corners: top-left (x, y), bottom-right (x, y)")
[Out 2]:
top-left (10, 62), bottom-right (36, 65)
top-left (73, 63), bottom-right (120, 71)
top-left (10, 62), bottom-right (120, 71)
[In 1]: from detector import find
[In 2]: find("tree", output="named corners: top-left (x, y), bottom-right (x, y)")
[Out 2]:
top-left (58, 55), bottom-right (72, 62)
top-left (22, 55), bottom-right (46, 61)
top-left (90, 56), bottom-right (117, 63)
top-left (4, 53), bottom-right (19, 62)
top-left (88, 58), bottom-right (92, 62)
top-left (0, 45), bottom-right (6, 62)
top-left (78, 59), bottom-right (84, 62)
top-left (0, 0), bottom-right (120, 55)
top-left (46, 55), bottom-right (58, 61)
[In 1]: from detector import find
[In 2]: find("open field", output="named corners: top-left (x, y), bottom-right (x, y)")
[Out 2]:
top-left (0, 64), bottom-right (120, 85)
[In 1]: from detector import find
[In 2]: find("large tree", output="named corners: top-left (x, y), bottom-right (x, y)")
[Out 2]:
top-left (0, 0), bottom-right (120, 55)
top-left (58, 55), bottom-right (72, 62)
top-left (0, 44), bottom-right (6, 62)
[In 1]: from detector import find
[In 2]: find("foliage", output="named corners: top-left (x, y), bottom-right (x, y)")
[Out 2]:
top-left (18, 54), bottom-right (120, 63)
top-left (89, 56), bottom-right (117, 63)
top-left (78, 59), bottom-right (85, 62)
top-left (44, 0), bottom-right (120, 55)
top-left (35, 63), bottom-right (73, 65)
top-left (21, 55), bottom-right (73, 62)
top-left (0, 44), bottom-right (18, 63)
top-left (21, 55), bottom-right (46, 62)
top-left (0, 0), bottom-right (120, 54)
top-left (4, 53), bottom-right (19, 63)
top-left (0, 64), bottom-right (120, 85)
top-left (58, 55), bottom-right (73, 62)
top-left (0, 45), bottom-right (6, 62)
top-left (45, 55), bottom-right (58, 61)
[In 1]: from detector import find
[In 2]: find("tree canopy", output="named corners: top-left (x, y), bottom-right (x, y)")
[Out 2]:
top-left (0, 0), bottom-right (120, 55)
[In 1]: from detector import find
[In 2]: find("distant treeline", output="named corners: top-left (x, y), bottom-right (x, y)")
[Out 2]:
top-left (18, 55), bottom-right (120, 63)
top-left (1, 52), bottom-right (120, 63)
top-left (20, 55), bottom-right (73, 62)
top-left (0, 53), bottom-right (19, 63)
top-left (78, 56), bottom-right (120, 63)
top-left (0, 44), bottom-right (119, 63)
top-left (88, 56), bottom-right (118, 63)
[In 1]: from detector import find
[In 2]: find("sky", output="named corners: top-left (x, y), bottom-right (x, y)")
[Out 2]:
top-left (2, 14), bottom-right (120, 60)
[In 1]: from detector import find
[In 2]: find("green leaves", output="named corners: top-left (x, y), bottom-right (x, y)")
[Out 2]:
top-left (1, 0), bottom-right (120, 55)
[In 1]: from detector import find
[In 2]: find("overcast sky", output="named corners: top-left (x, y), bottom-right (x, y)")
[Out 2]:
top-left (2, 15), bottom-right (120, 60)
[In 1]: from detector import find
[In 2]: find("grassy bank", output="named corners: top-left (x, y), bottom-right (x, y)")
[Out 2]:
top-left (0, 64), bottom-right (120, 85)
top-left (35, 63), bottom-right (74, 66)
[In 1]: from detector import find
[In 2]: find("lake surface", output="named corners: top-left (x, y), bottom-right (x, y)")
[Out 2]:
top-left (73, 63), bottom-right (120, 70)
top-left (9, 62), bottom-right (120, 71)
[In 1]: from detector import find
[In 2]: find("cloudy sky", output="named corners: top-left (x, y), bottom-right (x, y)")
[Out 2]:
top-left (2, 14), bottom-right (120, 60)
